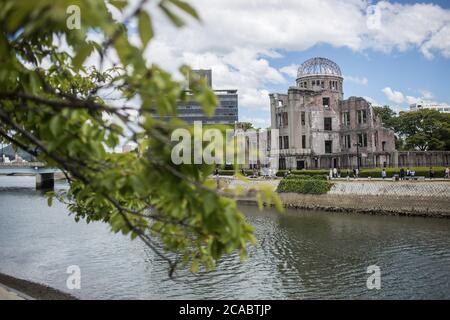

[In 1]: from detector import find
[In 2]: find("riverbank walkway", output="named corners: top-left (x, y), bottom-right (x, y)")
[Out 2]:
top-left (0, 283), bottom-right (32, 300)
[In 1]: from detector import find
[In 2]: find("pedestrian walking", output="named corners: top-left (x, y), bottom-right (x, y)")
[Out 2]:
top-left (382, 169), bottom-right (387, 180)
top-left (400, 168), bottom-right (405, 180)
top-left (445, 167), bottom-right (449, 179)
top-left (429, 167), bottom-right (435, 180)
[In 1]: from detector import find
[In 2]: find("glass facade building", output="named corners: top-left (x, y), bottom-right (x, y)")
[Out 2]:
top-left (153, 70), bottom-right (238, 125)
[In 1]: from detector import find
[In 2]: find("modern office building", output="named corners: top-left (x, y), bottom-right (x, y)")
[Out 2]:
top-left (410, 102), bottom-right (450, 113)
top-left (270, 57), bottom-right (397, 170)
top-left (153, 69), bottom-right (238, 125)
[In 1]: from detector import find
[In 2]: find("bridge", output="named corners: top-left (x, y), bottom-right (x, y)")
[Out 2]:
top-left (0, 162), bottom-right (61, 189)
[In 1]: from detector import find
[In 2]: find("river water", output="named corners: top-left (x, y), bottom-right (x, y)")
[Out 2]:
top-left (0, 176), bottom-right (449, 299)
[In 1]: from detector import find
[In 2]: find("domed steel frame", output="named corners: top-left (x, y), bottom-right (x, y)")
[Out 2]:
top-left (297, 57), bottom-right (342, 78)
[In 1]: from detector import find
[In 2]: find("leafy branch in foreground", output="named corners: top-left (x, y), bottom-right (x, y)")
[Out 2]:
top-left (0, 0), bottom-right (280, 276)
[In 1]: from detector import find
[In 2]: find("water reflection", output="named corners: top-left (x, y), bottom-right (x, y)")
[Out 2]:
top-left (0, 176), bottom-right (449, 299)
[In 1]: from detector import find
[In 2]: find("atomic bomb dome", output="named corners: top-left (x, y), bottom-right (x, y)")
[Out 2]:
top-left (270, 56), bottom-right (397, 171)
top-left (297, 57), bottom-right (342, 79)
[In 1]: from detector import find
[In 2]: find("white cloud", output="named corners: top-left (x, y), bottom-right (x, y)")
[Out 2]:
top-left (364, 1), bottom-right (450, 59)
top-left (382, 87), bottom-right (405, 104)
top-left (240, 116), bottom-right (271, 129)
top-left (87, 1), bottom-right (450, 116)
top-left (406, 95), bottom-right (421, 105)
top-left (382, 87), bottom-right (443, 106)
top-left (240, 89), bottom-right (271, 111)
top-left (138, 0), bottom-right (450, 113)
top-left (419, 89), bottom-right (434, 100)
top-left (279, 64), bottom-right (300, 78)
top-left (345, 75), bottom-right (369, 86)
top-left (420, 24), bottom-right (450, 59)
top-left (363, 96), bottom-right (380, 105)
top-left (146, 0), bottom-right (450, 61)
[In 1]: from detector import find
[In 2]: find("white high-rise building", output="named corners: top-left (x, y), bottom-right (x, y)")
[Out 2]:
top-left (410, 102), bottom-right (450, 113)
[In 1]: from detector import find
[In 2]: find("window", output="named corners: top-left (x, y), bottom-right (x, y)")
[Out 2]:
top-left (282, 112), bottom-right (288, 126)
top-left (297, 160), bottom-right (305, 170)
top-left (324, 117), bottom-right (332, 131)
top-left (374, 133), bottom-right (378, 147)
top-left (342, 112), bottom-right (350, 126)
top-left (277, 113), bottom-right (288, 128)
top-left (358, 133), bottom-right (368, 147)
top-left (301, 112), bottom-right (306, 126)
top-left (382, 141), bottom-right (386, 151)
top-left (278, 100), bottom-right (283, 107)
top-left (302, 135), bottom-right (306, 148)
top-left (330, 81), bottom-right (338, 90)
top-left (325, 141), bottom-right (332, 154)
top-left (343, 135), bottom-right (351, 149)
top-left (279, 136), bottom-right (283, 150)
top-left (323, 97), bottom-right (330, 108)
top-left (284, 136), bottom-right (289, 149)
top-left (357, 110), bottom-right (367, 124)
top-left (279, 158), bottom-right (286, 170)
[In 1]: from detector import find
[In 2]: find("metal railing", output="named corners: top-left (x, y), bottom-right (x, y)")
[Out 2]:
top-left (0, 162), bottom-right (46, 167)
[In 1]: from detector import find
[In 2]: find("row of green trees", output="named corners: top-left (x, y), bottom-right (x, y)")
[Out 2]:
top-left (373, 106), bottom-right (450, 151)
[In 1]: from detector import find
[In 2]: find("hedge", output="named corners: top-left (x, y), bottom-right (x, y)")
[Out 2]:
top-left (276, 179), bottom-right (333, 194)
top-left (357, 167), bottom-right (447, 178)
top-left (277, 167), bottom-right (447, 178)
top-left (284, 174), bottom-right (327, 181)
top-left (276, 170), bottom-right (329, 178)
top-left (219, 167), bottom-right (447, 178)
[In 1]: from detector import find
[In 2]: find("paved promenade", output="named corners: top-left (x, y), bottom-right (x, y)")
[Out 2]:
top-left (0, 283), bottom-right (30, 300)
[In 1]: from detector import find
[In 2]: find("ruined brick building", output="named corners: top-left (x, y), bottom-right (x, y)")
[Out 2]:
top-left (270, 57), bottom-right (396, 170)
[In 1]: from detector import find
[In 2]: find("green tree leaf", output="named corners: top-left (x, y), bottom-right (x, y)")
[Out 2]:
top-left (168, 0), bottom-right (200, 20)
top-left (138, 11), bottom-right (153, 48)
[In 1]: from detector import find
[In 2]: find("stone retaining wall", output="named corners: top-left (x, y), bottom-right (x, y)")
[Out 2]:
top-left (221, 177), bottom-right (450, 217)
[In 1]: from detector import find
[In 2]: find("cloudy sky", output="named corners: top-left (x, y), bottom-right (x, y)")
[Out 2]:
top-left (130, 0), bottom-right (450, 128)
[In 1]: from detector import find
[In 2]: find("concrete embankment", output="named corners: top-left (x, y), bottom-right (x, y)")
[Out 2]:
top-left (221, 177), bottom-right (450, 218)
top-left (0, 273), bottom-right (77, 300)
